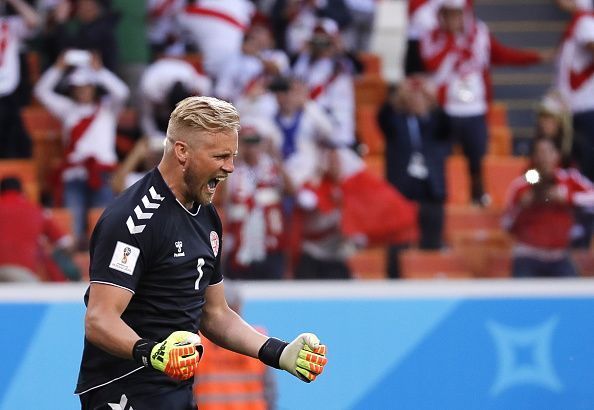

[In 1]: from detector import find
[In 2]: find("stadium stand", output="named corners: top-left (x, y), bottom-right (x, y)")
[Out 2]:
top-left (399, 249), bottom-right (473, 279)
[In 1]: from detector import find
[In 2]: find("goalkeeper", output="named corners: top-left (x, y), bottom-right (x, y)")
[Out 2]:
top-left (75, 96), bottom-right (327, 409)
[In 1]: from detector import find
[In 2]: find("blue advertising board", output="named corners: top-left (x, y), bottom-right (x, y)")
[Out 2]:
top-left (1, 280), bottom-right (594, 410)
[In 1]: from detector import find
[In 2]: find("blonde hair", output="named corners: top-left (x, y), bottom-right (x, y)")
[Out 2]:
top-left (167, 96), bottom-right (240, 141)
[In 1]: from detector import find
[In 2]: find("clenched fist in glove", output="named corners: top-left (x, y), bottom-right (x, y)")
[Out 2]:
top-left (258, 333), bottom-right (327, 382)
top-left (133, 331), bottom-right (204, 380)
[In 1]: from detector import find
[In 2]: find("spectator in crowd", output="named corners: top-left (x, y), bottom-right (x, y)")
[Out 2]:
top-left (293, 18), bottom-right (356, 148)
top-left (293, 144), bottom-right (355, 279)
top-left (34, 51), bottom-right (129, 249)
top-left (138, 55), bottom-right (212, 141)
top-left (556, 9), bottom-right (594, 183)
top-left (215, 23), bottom-right (288, 117)
top-left (42, 0), bottom-right (120, 71)
top-left (269, 75), bottom-right (334, 188)
top-left (534, 90), bottom-right (573, 168)
top-left (111, 137), bottom-right (165, 194)
top-left (502, 138), bottom-right (594, 277)
top-left (194, 281), bottom-right (276, 409)
top-left (0, 176), bottom-right (78, 282)
top-left (0, 0), bottom-right (40, 159)
top-left (147, 0), bottom-right (187, 57)
top-left (223, 125), bottom-right (292, 280)
top-left (177, 0), bottom-right (255, 79)
top-left (270, 0), bottom-right (352, 55)
top-left (555, 7), bottom-right (594, 249)
top-left (378, 77), bottom-right (449, 252)
top-left (420, 0), bottom-right (546, 206)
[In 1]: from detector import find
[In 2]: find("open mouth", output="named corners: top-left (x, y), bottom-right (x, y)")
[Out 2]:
top-left (207, 176), bottom-right (226, 191)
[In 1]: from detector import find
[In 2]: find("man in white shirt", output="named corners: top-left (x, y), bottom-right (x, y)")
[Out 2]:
top-left (34, 51), bottom-right (129, 249)
top-left (139, 57), bottom-right (212, 141)
top-left (557, 12), bottom-right (594, 183)
top-left (177, 0), bottom-right (255, 78)
top-left (292, 18), bottom-right (356, 149)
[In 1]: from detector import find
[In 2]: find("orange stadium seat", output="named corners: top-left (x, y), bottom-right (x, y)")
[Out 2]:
top-left (488, 126), bottom-right (512, 156)
top-left (445, 155), bottom-right (471, 205)
top-left (0, 159), bottom-right (39, 201)
top-left (356, 105), bottom-right (385, 155)
top-left (21, 106), bottom-right (64, 196)
top-left (358, 52), bottom-right (382, 75)
top-left (21, 106), bottom-right (61, 136)
top-left (355, 74), bottom-right (387, 107)
top-left (450, 229), bottom-right (512, 277)
top-left (487, 103), bottom-right (508, 128)
top-left (444, 204), bottom-right (503, 243)
top-left (446, 155), bottom-right (528, 207)
top-left (348, 246), bottom-right (387, 279)
top-left (484, 156), bottom-right (528, 208)
top-left (400, 249), bottom-right (473, 279)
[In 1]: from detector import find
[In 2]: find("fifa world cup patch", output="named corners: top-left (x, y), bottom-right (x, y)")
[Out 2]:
top-left (210, 231), bottom-right (219, 257)
top-left (109, 241), bottom-right (140, 275)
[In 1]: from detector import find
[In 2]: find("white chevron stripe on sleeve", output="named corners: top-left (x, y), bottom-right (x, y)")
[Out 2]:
top-left (149, 186), bottom-right (165, 201)
top-left (142, 195), bottom-right (160, 209)
top-left (134, 205), bottom-right (153, 220)
top-left (126, 216), bottom-right (146, 234)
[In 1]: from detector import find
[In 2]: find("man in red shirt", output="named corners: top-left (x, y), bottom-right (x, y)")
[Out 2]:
top-left (502, 138), bottom-right (594, 277)
top-left (0, 177), bottom-right (75, 281)
top-left (421, 0), bottom-right (546, 206)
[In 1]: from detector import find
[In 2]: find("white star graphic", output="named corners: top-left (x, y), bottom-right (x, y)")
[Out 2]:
top-left (487, 316), bottom-right (562, 396)
top-left (108, 394), bottom-right (133, 410)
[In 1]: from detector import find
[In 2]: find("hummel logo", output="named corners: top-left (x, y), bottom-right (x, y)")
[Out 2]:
top-left (108, 394), bottom-right (133, 410)
top-left (127, 186), bottom-right (164, 234)
top-left (174, 241), bottom-right (185, 257)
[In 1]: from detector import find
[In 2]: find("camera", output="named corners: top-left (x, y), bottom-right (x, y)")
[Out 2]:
top-left (64, 49), bottom-right (92, 67)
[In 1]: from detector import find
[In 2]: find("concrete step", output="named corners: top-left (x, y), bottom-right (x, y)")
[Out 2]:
top-left (486, 20), bottom-right (567, 33)
top-left (476, 0), bottom-right (555, 5)
top-left (489, 30), bottom-right (563, 48)
top-left (505, 107), bottom-right (537, 128)
top-left (493, 83), bottom-right (552, 100)
top-left (492, 64), bottom-right (554, 76)
top-left (476, 3), bottom-right (568, 22)
top-left (491, 72), bottom-right (553, 86)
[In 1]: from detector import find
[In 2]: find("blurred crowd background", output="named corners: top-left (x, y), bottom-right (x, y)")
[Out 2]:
top-left (1, 0), bottom-right (594, 283)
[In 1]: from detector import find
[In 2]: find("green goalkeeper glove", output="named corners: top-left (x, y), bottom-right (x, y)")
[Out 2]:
top-left (133, 331), bottom-right (203, 380)
top-left (259, 333), bottom-right (327, 382)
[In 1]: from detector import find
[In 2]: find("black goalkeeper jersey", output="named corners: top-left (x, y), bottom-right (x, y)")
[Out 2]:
top-left (75, 168), bottom-right (223, 395)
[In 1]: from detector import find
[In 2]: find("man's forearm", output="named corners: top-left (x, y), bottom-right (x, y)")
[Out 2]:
top-left (85, 312), bottom-right (141, 360)
top-left (7, 0), bottom-right (40, 28)
top-left (200, 307), bottom-right (268, 358)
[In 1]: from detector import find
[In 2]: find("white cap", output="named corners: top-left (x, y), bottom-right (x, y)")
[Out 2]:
top-left (440, 0), bottom-right (466, 9)
top-left (68, 68), bottom-right (98, 87)
top-left (313, 18), bottom-right (339, 36)
top-left (575, 15), bottom-right (594, 44)
top-left (538, 90), bottom-right (569, 116)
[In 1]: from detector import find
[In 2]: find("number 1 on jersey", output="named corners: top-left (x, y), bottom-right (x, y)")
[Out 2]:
top-left (195, 258), bottom-right (205, 290)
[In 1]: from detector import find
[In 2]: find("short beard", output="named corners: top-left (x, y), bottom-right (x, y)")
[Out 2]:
top-left (182, 166), bottom-right (210, 206)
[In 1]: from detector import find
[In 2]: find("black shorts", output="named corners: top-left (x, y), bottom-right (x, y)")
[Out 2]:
top-left (79, 373), bottom-right (195, 410)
